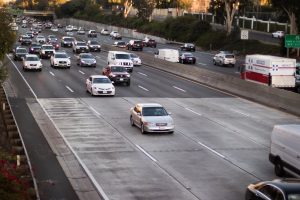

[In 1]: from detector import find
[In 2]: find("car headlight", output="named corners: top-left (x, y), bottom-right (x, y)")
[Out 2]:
top-left (93, 60), bottom-right (96, 63)
top-left (126, 74), bottom-right (130, 77)
top-left (81, 60), bottom-right (86, 63)
top-left (93, 87), bottom-right (98, 90)
top-left (143, 122), bottom-right (154, 126)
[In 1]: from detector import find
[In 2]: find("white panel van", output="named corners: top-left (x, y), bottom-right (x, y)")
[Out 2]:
top-left (154, 49), bottom-right (179, 63)
top-left (269, 124), bottom-right (300, 177)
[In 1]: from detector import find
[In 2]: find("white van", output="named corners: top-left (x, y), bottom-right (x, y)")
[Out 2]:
top-left (154, 49), bottom-right (179, 63)
top-left (107, 51), bottom-right (133, 72)
top-left (269, 124), bottom-right (300, 177)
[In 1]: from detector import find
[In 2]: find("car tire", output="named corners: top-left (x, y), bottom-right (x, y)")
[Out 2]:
top-left (213, 60), bottom-right (216, 65)
top-left (141, 123), bottom-right (146, 134)
top-left (275, 158), bottom-right (285, 177)
top-left (169, 131), bottom-right (174, 134)
top-left (130, 116), bottom-right (135, 126)
top-left (126, 81), bottom-right (130, 86)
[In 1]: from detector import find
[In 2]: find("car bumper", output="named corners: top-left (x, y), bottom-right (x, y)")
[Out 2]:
top-left (81, 63), bottom-right (96, 67)
top-left (63, 43), bottom-right (72, 47)
top-left (54, 63), bottom-right (70, 68)
top-left (89, 47), bottom-right (101, 51)
top-left (92, 89), bottom-right (115, 96)
top-left (144, 125), bottom-right (174, 133)
top-left (76, 48), bottom-right (89, 53)
top-left (111, 77), bottom-right (130, 83)
top-left (24, 65), bottom-right (42, 70)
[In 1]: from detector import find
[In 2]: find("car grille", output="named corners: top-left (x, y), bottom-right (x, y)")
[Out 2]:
top-left (121, 62), bottom-right (131, 66)
top-left (116, 75), bottom-right (127, 78)
top-left (156, 123), bottom-right (167, 126)
top-left (30, 64), bottom-right (37, 66)
top-left (59, 61), bottom-right (67, 64)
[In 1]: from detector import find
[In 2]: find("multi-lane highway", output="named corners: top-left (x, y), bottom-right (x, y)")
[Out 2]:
top-left (5, 25), bottom-right (300, 200)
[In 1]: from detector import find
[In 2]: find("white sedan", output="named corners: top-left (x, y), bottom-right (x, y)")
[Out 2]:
top-left (86, 75), bottom-right (115, 96)
top-left (130, 103), bottom-right (174, 134)
top-left (272, 31), bottom-right (284, 38)
top-left (129, 53), bottom-right (142, 66)
top-left (22, 54), bottom-right (42, 71)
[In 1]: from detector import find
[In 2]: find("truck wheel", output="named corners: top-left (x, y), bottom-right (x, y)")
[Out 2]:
top-left (275, 158), bottom-right (285, 177)
top-left (126, 81), bottom-right (130, 86)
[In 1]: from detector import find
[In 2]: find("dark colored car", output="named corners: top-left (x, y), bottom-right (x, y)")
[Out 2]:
top-left (21, 35), bottom-right (32, 45)
top-left (143, 39), bottom-right (157, 48)
top-left (77, 53), bottom-right (96, 67)
top-left (180, 43), bottom-right (196, 52)
top-left (48, 40), bottom-right (60, 50)
top-left (179, 53), bottom-right (196, 64)
top-left (13, 47), bottom-right (28, 61)
top-left (127, 40), bottom-right (143, 51)
top-left (102, 65), bottom-right (130, 86)
top-left (245, 179), bottom-right (300, 200)
top-left (61, 36), bottom-right (75, 47)
top-left (88, 30), bottom-right (97, 38)
top-left (29, 43), bottom-right (42, 54)
top-left (87, 40), bottom-right (101, 52)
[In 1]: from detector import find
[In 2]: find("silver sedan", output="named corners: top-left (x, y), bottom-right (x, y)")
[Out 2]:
top-left (130, 103), bottom-right (174, 134)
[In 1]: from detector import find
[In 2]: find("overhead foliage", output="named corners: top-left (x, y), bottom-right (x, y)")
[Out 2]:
top-left (270, 0), bottom-right (299, 34)
top-left (132, 0), bottom-right (156, 21)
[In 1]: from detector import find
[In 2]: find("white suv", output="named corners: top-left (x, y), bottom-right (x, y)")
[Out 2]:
top-left (107, 51), bottom-right (133, 72)
top-left (39, 44), bottom-right (55, 59)
top-left (22, 54), bottom-right (42, 71)
top-left (213, 51), bottom-right (236, 67)
top-left (50, 52), bottom-right (71, 68)
top-left (72, 41), bottom-right (89, 54)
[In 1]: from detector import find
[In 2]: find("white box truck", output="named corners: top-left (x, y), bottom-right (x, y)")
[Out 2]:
top-left (269, 124), bottom-right (300, 177)
top-left (241, 55), bottom-right (296, 88)
top-left (155, 49), bottom-right (179, 63)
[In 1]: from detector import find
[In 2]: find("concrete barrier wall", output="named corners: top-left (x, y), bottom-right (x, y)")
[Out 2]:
top-left (55, 18), bottom-right (167, 44)
top-left (54, 18), bottom-right (300, 116)
top-left (101, 44), bottom-right (300, 117)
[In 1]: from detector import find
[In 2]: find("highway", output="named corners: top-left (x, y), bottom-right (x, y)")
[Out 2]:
top-left (6, 25), bottom-right (300, 200)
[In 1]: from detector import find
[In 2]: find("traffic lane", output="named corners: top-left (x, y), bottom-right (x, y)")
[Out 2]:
top-left (83, 97), bottom-right (260, 200)
top-left (38, 98), bottom-right (199, 200)
top-left (7, 53), bottom-right (79, 98)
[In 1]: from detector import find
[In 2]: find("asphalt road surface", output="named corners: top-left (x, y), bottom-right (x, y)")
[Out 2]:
top-left (6, 25), bottom-right (300, 200)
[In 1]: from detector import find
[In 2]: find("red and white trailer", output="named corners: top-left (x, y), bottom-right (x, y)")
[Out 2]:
top-left (241, 55), bottom-right (296, 88)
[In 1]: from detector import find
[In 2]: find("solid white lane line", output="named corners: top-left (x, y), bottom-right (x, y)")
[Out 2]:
top-left (231, 109), bottom-right (250, 117)
top-left (6, 54), bottom-right (38, 99)
top-left (138, 72), bottom-right (148, 77)
top-left (89, 106), bottom-right (102, 116)
top-left (173, 86), bottom-right (186, 92)
top-left (138, 85), bottom-right (149, 91)
top-left (185, 108), bottom-right (202, 116)
top-left (65, 86), bottom-right (74, 93)
top-left (49, 71), bottom-right (55, 76)
top-left (198, 63), bottom-right (207, 66)
top-left (79, 70), bottom-right (85, 75)
top-left (198, 141), bottom-right (226, 159)
top-left (136, 145), bottom-right (157, 162)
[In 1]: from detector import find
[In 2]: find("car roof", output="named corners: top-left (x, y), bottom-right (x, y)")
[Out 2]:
top-left (136, 103), bottom-right (163, 108)
top-left (264, 179), bottom-right (300, 193)
top-left (109, 51), bottom-right (129, 54)
top-left (42, 44), bottom-right (53, 47)
top-left (90, 75), bottom-right (108, 79)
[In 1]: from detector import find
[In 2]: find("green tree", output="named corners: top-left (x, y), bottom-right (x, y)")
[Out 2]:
top-left (0, 9), bottom-right (16, 82)
top-left (270, 0), bottom-right (299, 34)
top-left (132, 0), bottom-right (156, 21)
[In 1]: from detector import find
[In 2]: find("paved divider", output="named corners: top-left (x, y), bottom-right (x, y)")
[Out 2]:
top-left (101, 44), bottom-right (300, 117)
top-left (55, 18), bottom-right (167, 44)
top-left (0, 85), bottom-right (38, 199)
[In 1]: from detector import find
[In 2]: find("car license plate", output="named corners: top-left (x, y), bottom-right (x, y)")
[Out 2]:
top-left (103, 91), bottom-right (107, 94)
top-left (120, 78), bottom-right (124, 81)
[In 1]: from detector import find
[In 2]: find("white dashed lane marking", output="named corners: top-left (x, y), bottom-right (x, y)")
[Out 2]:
top-left (65, 86), bottom-right (74, 93)
top-left (138, 72), bottom-right (148, 77)
top-left (138, 85), bottom-right (149, 91)
top-left (49, 71), bottom-right (55, 76)
top-left (173, 86), bottom-right (186, 92)
top-left (79, 70), bottom-right (85, 75)
top-left (185, 108), bottom-right (202, 116)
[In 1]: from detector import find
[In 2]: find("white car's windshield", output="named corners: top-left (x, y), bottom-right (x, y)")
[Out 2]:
top-left (93, 78), bottom-right (111, 84)
top-left (130, 54), bottom-right (138, 58)
top-left (26, 56), bottom-right (39, 61)
top-left (17, 49), bottom-right (27, 53)
top-left (55, 54), bottom-right (68, 58)
top-left (142, 107), bottom-right (168, 116)
top-left (116, 54), bottom-right (130, 59)
top-left (77, 42), bottom-right (86, 46)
